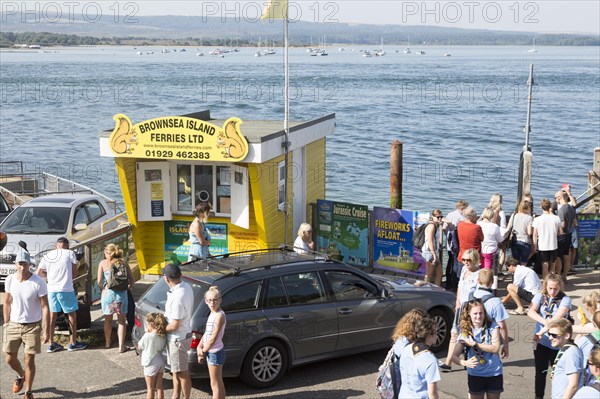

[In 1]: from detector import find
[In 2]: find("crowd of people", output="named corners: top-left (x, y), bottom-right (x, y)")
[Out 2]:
top-left (383, 187), bottom-right (595, 399)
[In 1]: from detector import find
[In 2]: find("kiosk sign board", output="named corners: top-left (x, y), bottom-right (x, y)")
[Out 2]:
top-left (108, 114), bottom-right (249, 162)
top-left (164, 220), bottom-right (229, 265)
top-left (316, 200), bottom-right (369, 267)
top-left (576, 214), bottom-right (600, 266)
top-left (373, 206), bottom-right (427, 276)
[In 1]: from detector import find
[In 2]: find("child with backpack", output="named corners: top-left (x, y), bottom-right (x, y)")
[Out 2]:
top-left (137, 313), bottom-right (167, 399)
top-left (473, 269), bottom-right (510, 359)
top-left (398, 317), bottom-right (441, 399)
top-left (97, 243), bottom-right (135, 352)
top-left (377, 308), bottom-right (429, 398)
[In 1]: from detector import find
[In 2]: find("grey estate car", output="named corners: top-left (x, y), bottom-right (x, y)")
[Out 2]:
top-left (132, 248), bottom-right (456, 388)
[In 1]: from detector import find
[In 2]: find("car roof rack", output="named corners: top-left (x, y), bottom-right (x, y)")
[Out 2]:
top-left (178, 245), bottom-right (333, 276)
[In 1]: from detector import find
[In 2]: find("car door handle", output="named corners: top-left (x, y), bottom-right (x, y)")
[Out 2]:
top-left (276, 315), bottom-right (294, 321)
top-left (338, 308), bottom-right (353, 315)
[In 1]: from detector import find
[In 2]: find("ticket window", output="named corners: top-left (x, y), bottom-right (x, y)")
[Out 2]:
top-left (172, 163), bottom-right (247, 228)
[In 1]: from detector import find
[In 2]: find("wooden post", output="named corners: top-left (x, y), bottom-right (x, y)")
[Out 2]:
top-left (390, 140), bottom-right (403, 209)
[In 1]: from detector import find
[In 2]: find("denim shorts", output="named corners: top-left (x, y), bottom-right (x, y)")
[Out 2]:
top-left (206, 348), bottom-right (226, 366)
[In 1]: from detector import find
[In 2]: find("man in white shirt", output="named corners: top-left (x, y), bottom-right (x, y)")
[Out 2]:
top-left (502, 257), bottom-right (541, 315)
top-left (3, 251), bottom-right (50, 398)
top-left (163, 263), bottom-right (194, 399)
top-left (36, 237), bottom-right (87, 352)
top-left (532, 198), bottom-right (563, 278)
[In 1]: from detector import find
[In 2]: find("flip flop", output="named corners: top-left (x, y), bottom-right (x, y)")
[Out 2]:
top-left (508, 309), bottom-right (527, 315)
top-left (119, 347), bottom-right (131, 353)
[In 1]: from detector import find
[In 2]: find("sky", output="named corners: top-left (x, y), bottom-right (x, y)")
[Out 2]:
top-left (7, 1), bottom-right (599, 34)
top-left (120, 1), bottom-right (598, 34)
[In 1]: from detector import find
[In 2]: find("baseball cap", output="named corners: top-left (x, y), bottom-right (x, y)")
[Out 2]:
top-left (15, 250), bottom-right (31, 264)
top-left (162, 263), bottom-right (182, 279)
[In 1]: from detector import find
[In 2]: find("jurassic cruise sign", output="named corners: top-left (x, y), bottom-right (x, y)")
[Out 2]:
top-left (108, 114), bottom-right (249, 161)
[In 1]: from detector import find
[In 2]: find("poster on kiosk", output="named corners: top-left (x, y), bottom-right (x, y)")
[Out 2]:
top-left (373, 206), bottom-right (428, 276)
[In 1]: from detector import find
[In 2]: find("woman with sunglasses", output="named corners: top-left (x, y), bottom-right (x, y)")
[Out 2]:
top-left (527, 273), bottom-right (573, 399)
top-left (451, 299), bottom-right (503, 399)
top-left (546, 318), bottom-right (583, 399)
top-left (440, 249), bottom-right (482, 372)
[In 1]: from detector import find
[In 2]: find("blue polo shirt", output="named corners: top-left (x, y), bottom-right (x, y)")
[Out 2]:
top-left (398, 343), bottom-right (440, 399)
top-left (531, 293), bottom-right (572, 349)
top-left (460, 321), bottom-right (503, 377)
top-left (551, 344), bottom-right (584, 399)
top-left (473, 288), bottom-right (509, 325)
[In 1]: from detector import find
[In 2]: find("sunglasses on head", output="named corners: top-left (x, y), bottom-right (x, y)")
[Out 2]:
top-left (548, 332), bottom-right (562, 339)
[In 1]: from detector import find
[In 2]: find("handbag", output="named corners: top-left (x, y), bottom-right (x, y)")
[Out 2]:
top-left (376, 346), bottom-right (401, 399)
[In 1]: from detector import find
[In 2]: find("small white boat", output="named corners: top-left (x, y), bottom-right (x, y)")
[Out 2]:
top-left (444, 52), bottom-right (451, 57)
top-left (136, 51), bottom-right (143, 55)
top-left (362, 51), bottom-right (373, 58)
top-left (528, 37), bottom-right (538, 53)
top-left (415, 50), bottom-right (426, 55)
top-left (196, 51), bottom-right (204, 57)
top-left (404, 35), bottom-right (411, 54)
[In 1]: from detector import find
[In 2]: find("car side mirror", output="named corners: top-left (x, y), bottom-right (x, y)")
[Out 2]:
top-left (380, 287), bottom-right (389, 299)
top-left (74, 223), bottom-right (87, 231)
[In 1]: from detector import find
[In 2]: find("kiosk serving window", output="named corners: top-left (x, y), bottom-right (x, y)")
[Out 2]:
top-left (175, 164), bottom-right (232, 215)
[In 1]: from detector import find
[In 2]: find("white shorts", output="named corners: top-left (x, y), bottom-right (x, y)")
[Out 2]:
top-left (144, 352), bottom-right (165, 377)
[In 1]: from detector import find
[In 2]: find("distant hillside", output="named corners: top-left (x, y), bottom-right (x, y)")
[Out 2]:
top-left (1, 14), bottom-right (598, 46)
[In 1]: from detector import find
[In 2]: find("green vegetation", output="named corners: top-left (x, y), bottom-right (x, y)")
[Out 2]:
top-left (0, 32), bottom-right (255, 48)
top-left (1, 30), bottom-right (597, 49)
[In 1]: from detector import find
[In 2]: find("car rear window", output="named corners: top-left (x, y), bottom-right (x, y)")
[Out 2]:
top-left (140, 277), bottom-right (209, 312)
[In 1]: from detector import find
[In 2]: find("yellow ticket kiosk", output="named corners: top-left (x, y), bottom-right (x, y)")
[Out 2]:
top-left (100, 110), bottom-right (335, 275)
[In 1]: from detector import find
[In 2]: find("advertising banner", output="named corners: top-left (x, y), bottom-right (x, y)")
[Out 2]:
top-left (164, 220), bottom-right (229, 265)
top-left (576, 214), bottom-right (600, 266)
top-left (316, 200), bottom-right (369, 267)
top-left (373, 206), bottom-right (428, 275)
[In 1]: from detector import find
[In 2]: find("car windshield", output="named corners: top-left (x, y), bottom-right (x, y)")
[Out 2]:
top-left (140, 276), bottom-right (210, 312)
top-left (0, 206), bottom-right (70, 234)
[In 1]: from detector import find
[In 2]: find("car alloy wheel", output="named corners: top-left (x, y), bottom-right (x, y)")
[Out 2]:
top-left (428, 308), bottom-right (451, 353)
top-left (241, 339), bottom-right (288, 388)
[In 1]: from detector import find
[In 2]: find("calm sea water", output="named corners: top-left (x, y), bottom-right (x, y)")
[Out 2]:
top-left (1, 45), bottom-right (599, 214)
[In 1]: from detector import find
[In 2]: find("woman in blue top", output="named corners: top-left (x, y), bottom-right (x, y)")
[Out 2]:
top-left (398, 317), bottom-right (441, 399)
top-left (188, 202), bottom-right (212, 261)
top-left (451, 299), bottom-right (503, 399)
top-left (527, 273), bottom-right (572, 399)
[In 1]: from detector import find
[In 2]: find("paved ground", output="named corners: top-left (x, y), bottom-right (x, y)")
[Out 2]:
top-left (1, 268), bottom-right (598, 399)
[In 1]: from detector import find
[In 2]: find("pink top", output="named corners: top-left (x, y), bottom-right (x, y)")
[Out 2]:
top-left (203, 309), bottom-right (226, 353)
